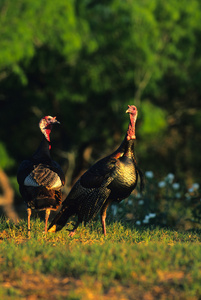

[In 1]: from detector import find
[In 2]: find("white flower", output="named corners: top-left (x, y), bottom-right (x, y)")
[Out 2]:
top-left (188, 188), bottom-right (194, 193)
top-left (166, 173), bottom-right (175, 183)
top-left (128, 199), bottom-right (133, 205)
top-left (143, 218), bottom-right (149, 224)
top-left (111, 205), bottom-right (117, 216)
top-left (175, 192), bottom-right (181, 199)
top-left (138, 200), bottom-right (144, 205)
top-left (192, 183), bottom-right (199, 190)
top-left (172, 183), bottom-right (180, 190)
top-left (136, 220), bottom-right (141, 225)
top-left (158, 181), bottom-right (166, 188)
top-left (145, 215), bottom-right (150, 220)
top-left (149, 213), bottom-right (156, 218)
top-left (185, 193), bottom-right (191, 200)
top-left (145, 171), bottom-right (154, 179)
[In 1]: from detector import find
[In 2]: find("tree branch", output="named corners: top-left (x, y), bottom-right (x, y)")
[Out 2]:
top-left (0, 169), bottom-right (19, 223)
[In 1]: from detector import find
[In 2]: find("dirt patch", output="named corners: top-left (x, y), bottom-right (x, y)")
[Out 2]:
top-left (1, 271), bottom-right (192, 300)
top-left (2, 272), bottom-right (79, 299)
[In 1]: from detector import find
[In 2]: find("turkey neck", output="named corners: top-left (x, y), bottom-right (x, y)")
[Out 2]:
top-left (32, 138), bottom-right (51, 162)
top-left (123, 139), bottom-right (135, 159)
top-left (126, 111), bottom-right (136, 141)
top-left (32, 124), bottom-right (53, 162)
top-left (112, 112), bottom-right (136, 159)
top-left (124, 111), bottom-right (136, 158)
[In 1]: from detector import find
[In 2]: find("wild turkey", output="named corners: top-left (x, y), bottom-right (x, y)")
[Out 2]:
top-left (17, 116), bottom-right (65, 235)
top-left (48, 105), bottom-right (144, 236)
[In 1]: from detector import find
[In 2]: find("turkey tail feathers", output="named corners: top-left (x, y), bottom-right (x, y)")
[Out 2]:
top-left (79, 176), bottom-right (112, 224)
top-left (136, 167), bottom-right (144, 193)
top-left (48, 206), bottom-right (75, 232)
top-left (79, 188), bottom-right (110, 224)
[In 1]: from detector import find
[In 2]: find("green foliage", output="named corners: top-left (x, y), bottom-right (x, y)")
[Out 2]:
top-left (106, 171), bottom-right (201, 230)
top-left (139, 101), bottom-right (167, 136)
top-left (0, 1), bottom-right (201, 193)
top-left (0, 0), bottom-right (82, 78)
top-left (0, 142), bottom-right (14, 169)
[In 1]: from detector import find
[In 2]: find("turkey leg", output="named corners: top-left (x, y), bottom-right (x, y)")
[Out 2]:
top-left (100, 200), bottom-right (112, 236)
top-left (68, 220), bottom-right (80, 237)
top-left (27, 208), bottom-right (31, 238)
top-left (44, 209), bottom-right (51, 233)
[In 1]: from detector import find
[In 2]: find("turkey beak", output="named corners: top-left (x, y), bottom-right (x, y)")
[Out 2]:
top-left (126, 106), bottom-right (131, 114)
top-left (125, 106), bottom-right (138, 116)
top-left (53, 117), bottom-right (60, 124)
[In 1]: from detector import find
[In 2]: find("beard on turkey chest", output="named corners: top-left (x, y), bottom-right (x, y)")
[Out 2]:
top-left (109, 156), bottom-right (138, 201)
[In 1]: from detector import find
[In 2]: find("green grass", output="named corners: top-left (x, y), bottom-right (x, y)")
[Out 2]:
top-left (1, 217), bottom-right (201, 299)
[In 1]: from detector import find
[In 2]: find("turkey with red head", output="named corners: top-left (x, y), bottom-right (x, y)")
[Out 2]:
top-left (48, 105), bottom-right (144, 236)
top-left (17, 116), bottom-right (65, 235)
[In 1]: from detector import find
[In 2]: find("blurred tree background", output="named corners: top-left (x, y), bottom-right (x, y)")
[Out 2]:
top-left (0, 0), bottom-right (201, 218)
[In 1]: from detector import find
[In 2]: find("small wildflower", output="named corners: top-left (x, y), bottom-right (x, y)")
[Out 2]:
top-left (192, 183), bottom-right (199, 190)
top-left (166, 173), bottom-right (175, 183)
top-left (111, 205), bottom-right (117, 216)
top-left (145, 215), bottom-right (150, 220)
top-left (145, 171), bottom-right (154, 179)
top-left (143, 218), bottom-right (149, 224)
top-left (136, 220), bottom-right (141, 225)
top-left (188, 188), bottom-right (194, 193)
top-left (138, 200), bottom-right (144, 205)
top-left (185, 193), bottom-right (191, 200)
top-left (158, 181), bottom-right (166, 188)
top-left (136, 193), bottom-right (142, 199)
top-left (128, 199), bottom-right (133, 205)
top-left (149, 213), bottom-right (156, 218)
top-left (175, 192), bottom-right (181, 199)
top-left (172, 183), bottom-right (180, 190)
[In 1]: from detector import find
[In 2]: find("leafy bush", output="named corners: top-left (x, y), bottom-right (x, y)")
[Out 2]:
top-left (107, 171), bottom-right (201, 229)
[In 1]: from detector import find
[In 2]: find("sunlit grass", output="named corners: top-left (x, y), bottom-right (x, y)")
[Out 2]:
top-left (1, 218), bottom-right (201, 299)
